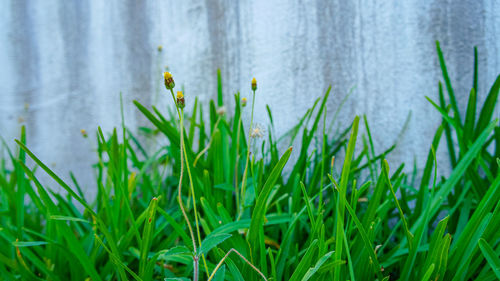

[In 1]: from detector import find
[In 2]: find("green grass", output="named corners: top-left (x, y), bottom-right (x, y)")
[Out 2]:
top-left (0, 42), bottom-right (499, 281)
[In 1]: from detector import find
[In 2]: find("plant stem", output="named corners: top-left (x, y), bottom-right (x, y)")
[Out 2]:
top-left (207, 248), bottom-right (268, 281)
top-left (193, 255), bottom-right (199, 281)
top-left (320, 105), bottom-right (327, 211)
top-left (177, 109), bottom-right (197, 253)
top-left (239, 89), bottom-right (256, 218)
top-left (181, 109), bottom-right (209, 277)
top-left (170, 88), bottom-right (208, 277)
top-left (234, 115), bottom-right (243, 212)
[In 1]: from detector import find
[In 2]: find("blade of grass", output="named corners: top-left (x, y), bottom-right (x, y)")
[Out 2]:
top-left (475, 74), bottom-right (500, 138)
top-left (248, 147), bottom-right (292, 271)
top-left (139, 197), bottom-right (159, 278)
top-left (478, 238), bottom-right (500, 279)
top-left (436, 40), bottom-right (461, 125)
top-left (334, 116), bottom-right (359, 281)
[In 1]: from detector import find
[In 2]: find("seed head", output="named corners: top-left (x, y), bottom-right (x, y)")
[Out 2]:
top-left (241, 97), bottom-right (247, 107)
top-left (176, 91), bottom-right (185, 109)
top-left (250, 123), bottom-right (265, 139)
top-left (164, 71), bottom-right (175, 90)
top-left (216, 106), bottom-right (227, 116)
top-left (251, 77), bottom-right (257, 91)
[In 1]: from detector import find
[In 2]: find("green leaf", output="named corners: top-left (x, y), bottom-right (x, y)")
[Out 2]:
top-left (478, 238), bottom-right (500, 279)
top-left (450, 214), bottom-right (491, 281)
top-left (342, 195), bottom-right (384, 280)
top-left (335, 116), bottom-right (359, 281)
top-left (248, 147), bottom-right (293, 265)
top-left (463, 88), bottom-right (477, 146)
top-left (199, 233), bottom-right (232, 257)
top-left (213, 264), bottom-right (226, 281)
top-left (12, 241), bottom-right (48, 247)
top-left (216, 248), bottom-right (245, 281)
top-left (436, 40), bottom-right (461, 125)
top-left (139, 197), bottom-right (159, 277)
top-left (288, 240), bottom-right (318, 281)
top-left (382, 160), bottom-right (413, 249)
top-left (15, 140), bottom-right (98, 218)
top-left (158, 246), bottom-right (191, 260)
top-left (300, 182), bottom-right (315, 227)
top-left (475, 74), bottom-right (500, 138)
top-left (412, 120), bottom-right (496, 230)
top-left (301, 251), bottom-right (334, 281)
top-left (145, 247), bottom-right (191, 278)
top-left (422, 216), bottom-right (449, 276)
top-left (49, 215), bottom-right (90, 224)
top-left (421, 264), bottom-right (435, 281)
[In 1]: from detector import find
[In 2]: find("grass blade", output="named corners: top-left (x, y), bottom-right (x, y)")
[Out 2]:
top-left (478, 238), bottom-right (500, 279)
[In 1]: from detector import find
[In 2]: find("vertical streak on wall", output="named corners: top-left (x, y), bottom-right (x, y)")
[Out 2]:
top-left (122, 0), bottom-right (153, 128)
top-left (314, 0), bottom-right (358, 123)
top-left (205, 0), bottom-right (243, 104)
top-left (429, 0), bottom-right (487, 108)
top-left (9, 1), bottom-right (40, 139)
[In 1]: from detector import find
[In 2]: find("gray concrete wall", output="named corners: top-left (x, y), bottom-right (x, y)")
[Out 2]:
top-left (1, 1), bottom-right (499, 195)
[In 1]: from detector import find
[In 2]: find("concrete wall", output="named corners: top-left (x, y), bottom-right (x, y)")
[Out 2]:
top-left (1, 1), bottom-right (499, 195)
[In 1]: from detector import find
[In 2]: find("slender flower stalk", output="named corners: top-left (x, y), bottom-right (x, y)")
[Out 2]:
top-left (180, 106), bottom-right (208, 279)
top-left (177, 108), bottom-right (197, 253)
top-left (239, 78), bottom-right (257, 218)
top-left (165, 72), bottom-right (208, 279)
top-left (234, 110), bottom-right (243, 211)
top-left (171, 92), bottom-right (203, 253)
top-left (207, 248), bottom-right (268, 281)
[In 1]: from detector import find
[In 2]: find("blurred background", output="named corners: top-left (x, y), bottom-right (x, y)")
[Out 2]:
top-left (1, 1), bottom-right (499, 194)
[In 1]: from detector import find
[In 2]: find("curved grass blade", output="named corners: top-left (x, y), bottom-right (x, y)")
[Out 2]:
top-left (248, 147), bottom-right (293, 268)
top-left (300, 251), bottom-right (334, 281)
top-left (478, 238), bottom-right (500, 279)
top-left (139, 197), bottom-right (159, 278)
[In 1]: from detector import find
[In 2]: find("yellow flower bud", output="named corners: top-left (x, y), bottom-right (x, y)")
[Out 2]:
top-left (164, 71), bottom-right (175, 90)
top-left (241, 97), bottom-right (247, 107)
top-left (80, 129), bottom-right (88, 138)
top-left (176, 91), bottom-right (185, 109)
top-left (251, 77), bottom-right (257, 91)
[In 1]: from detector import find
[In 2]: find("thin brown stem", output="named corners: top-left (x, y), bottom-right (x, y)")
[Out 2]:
top-left (207, 248), bottom-right (268, 281)
top-left (193, 255), bottom-right (199, 281)
top-left (239, 90), bottom-right (256, 218)
top-left (177, 111), bottom-right (197, 254)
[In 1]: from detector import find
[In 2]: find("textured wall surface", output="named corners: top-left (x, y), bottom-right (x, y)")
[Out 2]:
top-left (1, 1), bottom-right (499, 195)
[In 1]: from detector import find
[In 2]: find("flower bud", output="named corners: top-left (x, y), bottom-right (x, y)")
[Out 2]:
top-left (164, 72), bottom-right (175, 90)
top-left (176, 91), bottom-right (185, 109)
top-left (80, 129), bottom-right (88, 138)
top-left (251, 77), bottom-right (257, 91)
top-left (241, 97), bottom-right (247, 107)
